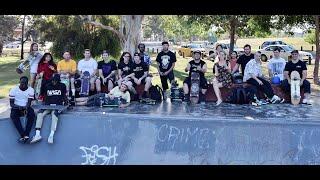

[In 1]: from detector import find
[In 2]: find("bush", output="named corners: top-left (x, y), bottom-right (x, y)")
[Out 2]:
top-left (304, 29), bottom-right (316, 45)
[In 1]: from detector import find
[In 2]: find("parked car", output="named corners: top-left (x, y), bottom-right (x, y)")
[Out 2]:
top-left (260, 40), bottom-right (294, 49)
top-left (178, 44), bottom-right (206, 57)
top-left (5, 41), bottom-right (21, 48)
top-left (258, 44), bottom-right (313, 63)
top-left (140, 41), bottom-right (175, 53)
top-left (205, 42), bottom-right (244, 58)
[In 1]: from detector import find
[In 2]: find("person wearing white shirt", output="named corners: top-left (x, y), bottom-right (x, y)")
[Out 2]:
top-left (244, 51), bottom-right (284, 104)
top-left (267, 47), bottom-right (286, 81)
top-left (77, 49), bottom-right (100, 93)
top-left (9, 76), bottom-right (35, 143)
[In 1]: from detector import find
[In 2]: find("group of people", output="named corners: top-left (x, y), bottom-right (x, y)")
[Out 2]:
top-left (9, 41), bottom-right (312, 144)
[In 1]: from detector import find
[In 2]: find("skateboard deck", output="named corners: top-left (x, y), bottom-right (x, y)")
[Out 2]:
top-left (140, 98), bottom-right (156, 105)
top-left (16, 59), bottom-right (31, 74)
top-left (190, 72), bottom-right (200, 104)
top-left (290, 71), bottom-right (301, 105)
top-left (80, 71), bottom-right (90, 97)
top-left (102, 96), bottom-right (123, 107)
top-left (35, 74), bottom-right (43, 100)
top-left (31, 104), bottom-right (69, 112)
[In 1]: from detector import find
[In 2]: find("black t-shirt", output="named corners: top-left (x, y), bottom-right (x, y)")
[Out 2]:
top-left (98, 60), bottom-right (117, 77)
top-left (156, 50), bottom-right (177, 72)
top-left (284, 60), bottom-right (307, 78)
top-left (44, 82), bottom-right (66, 105)
top-left (118, 61), bottom-right (133, 78)
top-left (236, 53), bottom-right (254, 74)
top-left (189, 60), bottom-right (206, 78)
top-left (132, 61), bottom-right (148, 79)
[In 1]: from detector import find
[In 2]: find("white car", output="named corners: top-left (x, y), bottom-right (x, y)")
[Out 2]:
top-left (5, 41), bottom-right (21, 48)
top-left (205, 42), bottom-right (244, 58)
top-left (258, 45), bottom-right (313, 63)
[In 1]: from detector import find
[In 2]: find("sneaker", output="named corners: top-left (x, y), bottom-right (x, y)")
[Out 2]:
top-left (30, 134), bottom-right (42, 144)
top-left (38, 95), bottom-right (44, 101)
top-left (23, 136), bottom-right (29, 143)
top-left (18, 137), bottom-right (25, 143)
top-left (302, 99), bottom-right (312, 105)
top-left (48, 135), bottom-right (54, 144)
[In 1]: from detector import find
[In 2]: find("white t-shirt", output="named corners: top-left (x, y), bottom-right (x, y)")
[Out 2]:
top-left (267, 57), bottom-right (286, 81)
top-left (9, 86), bottom-right (34, 107)
top-left (77, 58), bottom-right (98, 76)
top-left (243, 59), bottom-right (262, 82)
top-left (29, 52), bottom-right (43, 74)
top-left (109, 86), bottom-right (130, 103)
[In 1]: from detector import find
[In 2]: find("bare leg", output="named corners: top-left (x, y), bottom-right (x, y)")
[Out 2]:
top-left (108, 79), bottom-right (114, 92)
top-left (95, 79), bottom-right (101, 93)
top-left (212, 78), bottom-right (223, 105)
top-left (70, 77), bottom-right (75, 96)
top-left (183, 83), bottom-right (189, 95)
top-left (144, 77), bottom-right (152, 91)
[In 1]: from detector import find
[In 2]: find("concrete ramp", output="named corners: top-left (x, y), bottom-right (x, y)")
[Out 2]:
top-left (1, 102), bottom-right (320, 165)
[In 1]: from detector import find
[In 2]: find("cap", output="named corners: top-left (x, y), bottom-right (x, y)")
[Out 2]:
top-left (291, 50), bottom-right (299, 54)
top-left (193, 50), bottom-right (201, 55)
top-left (133, 52), bottom-right (140, 56)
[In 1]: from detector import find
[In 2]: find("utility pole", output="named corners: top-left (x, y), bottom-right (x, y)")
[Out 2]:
top-left (20, 15), bottom-right (26, 60)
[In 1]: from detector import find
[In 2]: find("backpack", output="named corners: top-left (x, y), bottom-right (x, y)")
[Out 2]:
top-left (228, 86), bottom-right (257, 104)
top-left (149, 85), bottom-right (163, 102)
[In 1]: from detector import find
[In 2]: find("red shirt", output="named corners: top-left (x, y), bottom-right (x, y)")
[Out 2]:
top-left (37, 63), bottom-right (57, 80)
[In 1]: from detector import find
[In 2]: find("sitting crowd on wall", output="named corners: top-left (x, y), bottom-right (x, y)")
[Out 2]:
top-left (8, 41), bottom-right (312, 144)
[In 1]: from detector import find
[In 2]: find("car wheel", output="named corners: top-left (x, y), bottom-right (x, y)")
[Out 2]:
top-left (178, 51), bottom-right (182, 56)
top-left (261, 54), bottom-right (268, 62)
top-left (209, 51), bottom-right (214, 56)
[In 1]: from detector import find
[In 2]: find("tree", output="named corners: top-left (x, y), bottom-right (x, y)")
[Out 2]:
top-left (304, 29), bottom-right (316, 44)
top-left (81, 15), bottom-right (144, 56)
top-left (273, 15), bottom-right (319, 85)
top-left (0, 15), bottom-right (19, 56)
top-left (30, 15), bottom-right (122, 60)
top-left (184, 15), bottom-right (273, 54)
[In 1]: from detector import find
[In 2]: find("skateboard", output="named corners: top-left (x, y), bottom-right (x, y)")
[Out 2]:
top-left (170, 80), bottom-right (184, 101)
top-left (16, 60), bottom-right (30, 74)
top-left (190, 72), bottom-right (200, 104)
top-left (35, 73), bottom-right (43, 100)
top-left (290, 71), bottom-right (301, 105)
top-left (102, 96), bottom-right (125, 107)
top-left (80, 71), bottom-right (90, 97)
top-left (31, 104), bottom-right (70, 113)
top-left (140, 98), bottom-right (156, 105)
top-left (60, 73), bottom-right (70, 98)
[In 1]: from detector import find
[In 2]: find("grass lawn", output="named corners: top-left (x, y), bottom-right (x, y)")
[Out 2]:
top-left (1, 51), bottom-right (319, 99)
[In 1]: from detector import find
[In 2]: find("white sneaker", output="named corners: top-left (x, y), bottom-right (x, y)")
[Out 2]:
top-left (48, 135), bottom-right (54, 144)
top-left (30, 134), bottom-right (42, 144)
top-left (303, 99), bottom-right (312, 105)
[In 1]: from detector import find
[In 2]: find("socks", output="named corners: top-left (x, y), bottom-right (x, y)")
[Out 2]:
top-left (71, 89), bottom-right (75, 96)
top-left (49, 130), bottom-right (55, 137)
top-left (35, 130), bottom-right (40, 136)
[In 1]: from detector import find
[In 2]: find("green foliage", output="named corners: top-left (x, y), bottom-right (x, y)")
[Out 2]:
top-left (32, 15), bottom-right (121, 60)
top-left (304, 29), bottom-right (316, 44)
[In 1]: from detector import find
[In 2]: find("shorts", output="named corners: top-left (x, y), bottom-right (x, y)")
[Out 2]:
top-left (131, 77), bottom-right (146, 87)
top-left (100, 77), bottom-right (115, 86)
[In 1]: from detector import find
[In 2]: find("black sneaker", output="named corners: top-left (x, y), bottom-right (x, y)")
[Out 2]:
top-left (23, 136), bottom-right (29, 143)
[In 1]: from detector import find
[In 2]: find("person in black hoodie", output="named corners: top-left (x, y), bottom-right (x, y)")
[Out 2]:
top-left (30, 74), bottom-right (67, 144)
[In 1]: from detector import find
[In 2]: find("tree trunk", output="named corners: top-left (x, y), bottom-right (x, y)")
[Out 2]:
top-left (20, 15), bottom-right (26, 60)
top-left (120, 15), bottom-right (144, 56)
top-left (229, 16), bottom-right (236, 56)
top-left (314, 15), bottom-right (320, 85)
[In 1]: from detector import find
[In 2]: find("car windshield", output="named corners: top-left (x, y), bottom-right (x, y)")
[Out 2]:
top-left (189, 44), bottom-right (202, 48)
top-left (282, 46), bottom-right (294, 51)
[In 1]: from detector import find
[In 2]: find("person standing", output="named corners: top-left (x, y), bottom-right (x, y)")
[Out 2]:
top-left (155, 41), bottom-right (177, 99)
